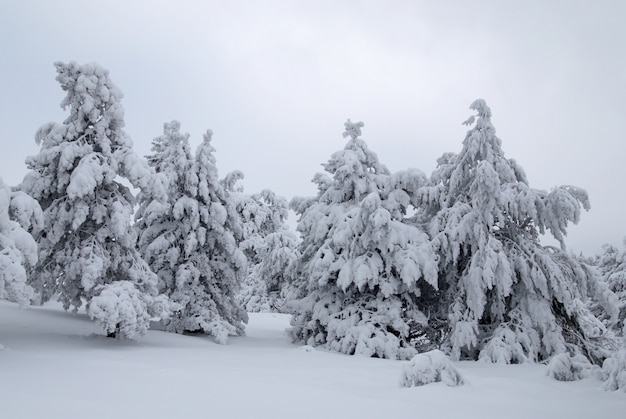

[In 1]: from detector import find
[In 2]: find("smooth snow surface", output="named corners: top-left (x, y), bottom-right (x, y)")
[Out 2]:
top-left (0, 300), bottom-right (624, 419)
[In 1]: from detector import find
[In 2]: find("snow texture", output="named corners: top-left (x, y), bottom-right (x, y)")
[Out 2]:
top-left (2, 299), bottom-right (625, 419)
top-left (400, 349), bottom-right (465, 387)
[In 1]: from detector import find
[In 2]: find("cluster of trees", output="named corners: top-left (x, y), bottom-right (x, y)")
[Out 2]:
top-left (288, 102), bottom-right (619, 366)
top-left (1, 62), bottom-right (625, 388)
top-left (2, 62), bottom-right (296, 342)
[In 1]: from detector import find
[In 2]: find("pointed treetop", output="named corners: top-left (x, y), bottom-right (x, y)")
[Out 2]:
top-left (470, 99), bottom-right (491, 118)
top-left (342, 119), bottom-right (364, 141)
top-left (203, 129), bottom-right (214, 143)
top-left (164, 120), bottom-right (182, 137)
top-left (463, 99), bottom-right (493, 126)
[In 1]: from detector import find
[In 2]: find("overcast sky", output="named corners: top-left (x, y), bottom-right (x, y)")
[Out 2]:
top-left (1, 0), bottom-right (624, 255)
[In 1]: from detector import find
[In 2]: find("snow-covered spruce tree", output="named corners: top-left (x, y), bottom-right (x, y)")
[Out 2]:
top-left (596, 241), bottom-right (626, 327)
top-left (415, 99), bottom-right (615, 363)
top-left (136, 125), bottom-right (248, 344)
top-left (288, 120), bottom-right (438, 360)
top-left (20, 62), bottom-right (168, 338)
top-left (602, 325), bottom-right (626, 392)
top-left (227, 182), bottom-right (300, 313)
top-left (0, 178), bottom-right (42, 307)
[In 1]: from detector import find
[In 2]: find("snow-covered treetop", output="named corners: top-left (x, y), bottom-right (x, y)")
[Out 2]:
top-left (23, 61), bottom-right (165, 206)
top-left (145, 121), bottom-right (194, 197)
top-left (312, 120), bottom-right (390, 205)
top-left (55, 61), bottom-right (126, 144)
top-left (292, 119), bottom-right (437, 294)
top-left (342, 119), bottom-right (364, 141)
top-left (462, 99), bottom-right (492, 125)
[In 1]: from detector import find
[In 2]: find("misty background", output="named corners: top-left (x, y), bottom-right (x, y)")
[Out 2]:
top-left (1, 0), bottom-right (624, 256)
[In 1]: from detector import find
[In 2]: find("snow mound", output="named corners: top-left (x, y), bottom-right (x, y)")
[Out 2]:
top-left (297, 345), bottom-right (316, 353)
top-left (546, 353), bottom-right (593, 382)
top-left (400, 350), bottom-right (464, 387)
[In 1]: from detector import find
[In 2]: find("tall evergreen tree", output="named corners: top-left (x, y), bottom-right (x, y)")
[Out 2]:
top-left (137, 125), bottom-right (248, 343)
top-left (20, 62), bottom-right (167, 338)
top-left (288, 120), bottom-right (438, 360)
top-left (231, 185), bottom-right (300, 313)
top-left (416, 99), bottom-right (615, 363)
top-left (136, 120), bottom-right (195, 293)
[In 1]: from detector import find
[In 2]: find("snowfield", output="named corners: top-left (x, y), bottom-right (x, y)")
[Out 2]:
top-left (0, 300), bottom-right (624, 419)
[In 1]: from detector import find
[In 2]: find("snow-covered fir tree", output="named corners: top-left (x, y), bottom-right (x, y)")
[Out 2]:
top-left (596, 241), bottom-right (626, 327)
top-left (136, 125), bottom-right (248, 344)
top-left (229, 182), bottom-right (299, 313)
top-left (0, 178), bottom-right (42, 307)
top-left (288, 120), bottom-right (438, 360)
top-left (415, 99), bottom-right (616, 363)
top-left (20, 62), bottom-right (168, 338)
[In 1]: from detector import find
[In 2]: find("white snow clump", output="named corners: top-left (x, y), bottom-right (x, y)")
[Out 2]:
top-left (400, 350), bottom-right (464, 387)
top-left (546, 353), bottom-right (594, 382)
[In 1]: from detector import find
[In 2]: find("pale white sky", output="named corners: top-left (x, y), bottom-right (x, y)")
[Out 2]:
top-left (1, 0), bottom-right (624, 255)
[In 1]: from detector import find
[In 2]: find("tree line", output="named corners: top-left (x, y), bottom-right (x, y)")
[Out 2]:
top-left (1, 62), bottom-right (624, 389)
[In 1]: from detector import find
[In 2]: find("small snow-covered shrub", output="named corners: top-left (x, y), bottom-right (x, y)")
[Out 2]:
top-left (547, 353), bottom-right (593, 382)
top-left (400, 350), bottom-right (464, 387)
top-left (602, 334), bottom-right (626, 392)
top-left (88, 281), bottom-right (151, 339)
top-left (602, 351), bottom-right (626, 391)
top-left (479, 325), bottom-right (538, 364)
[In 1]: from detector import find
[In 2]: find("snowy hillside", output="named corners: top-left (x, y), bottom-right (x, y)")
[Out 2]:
top-left (1, 300), bottom-right (623, 419)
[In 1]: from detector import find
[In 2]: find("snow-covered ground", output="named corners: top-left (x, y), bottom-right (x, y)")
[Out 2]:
top-left (1, 300), bottom-right (624, 419)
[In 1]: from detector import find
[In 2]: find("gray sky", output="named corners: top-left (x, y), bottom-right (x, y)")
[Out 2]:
top-left (1, 0), bottom-right (625, 255)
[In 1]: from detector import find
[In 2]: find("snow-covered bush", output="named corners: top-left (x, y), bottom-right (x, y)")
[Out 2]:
top-left (479, 323), bottom-right (538, 364)
top-left (546, 353), bottom-right (594, 381)
top-left (602, 348), bottom-right (626, 392)
top-left (596, 241), bottom-right (626, 326)
top-left (136, 123), bottom-right (248, 343)
top-left (601, 328), bottom-right (626, 392)
top-left (414, 99), bottom-right (615, 364)
top-left (88, 281), bottom-right (152, 339)
top-left (21, 62), bottom-right (166, 337)
top-left (400, 349), bottom-right (464, 387)
top-left (288, 120), bottom-right (438, 360)
top-left (0, 178), bottom-right (41, 306)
